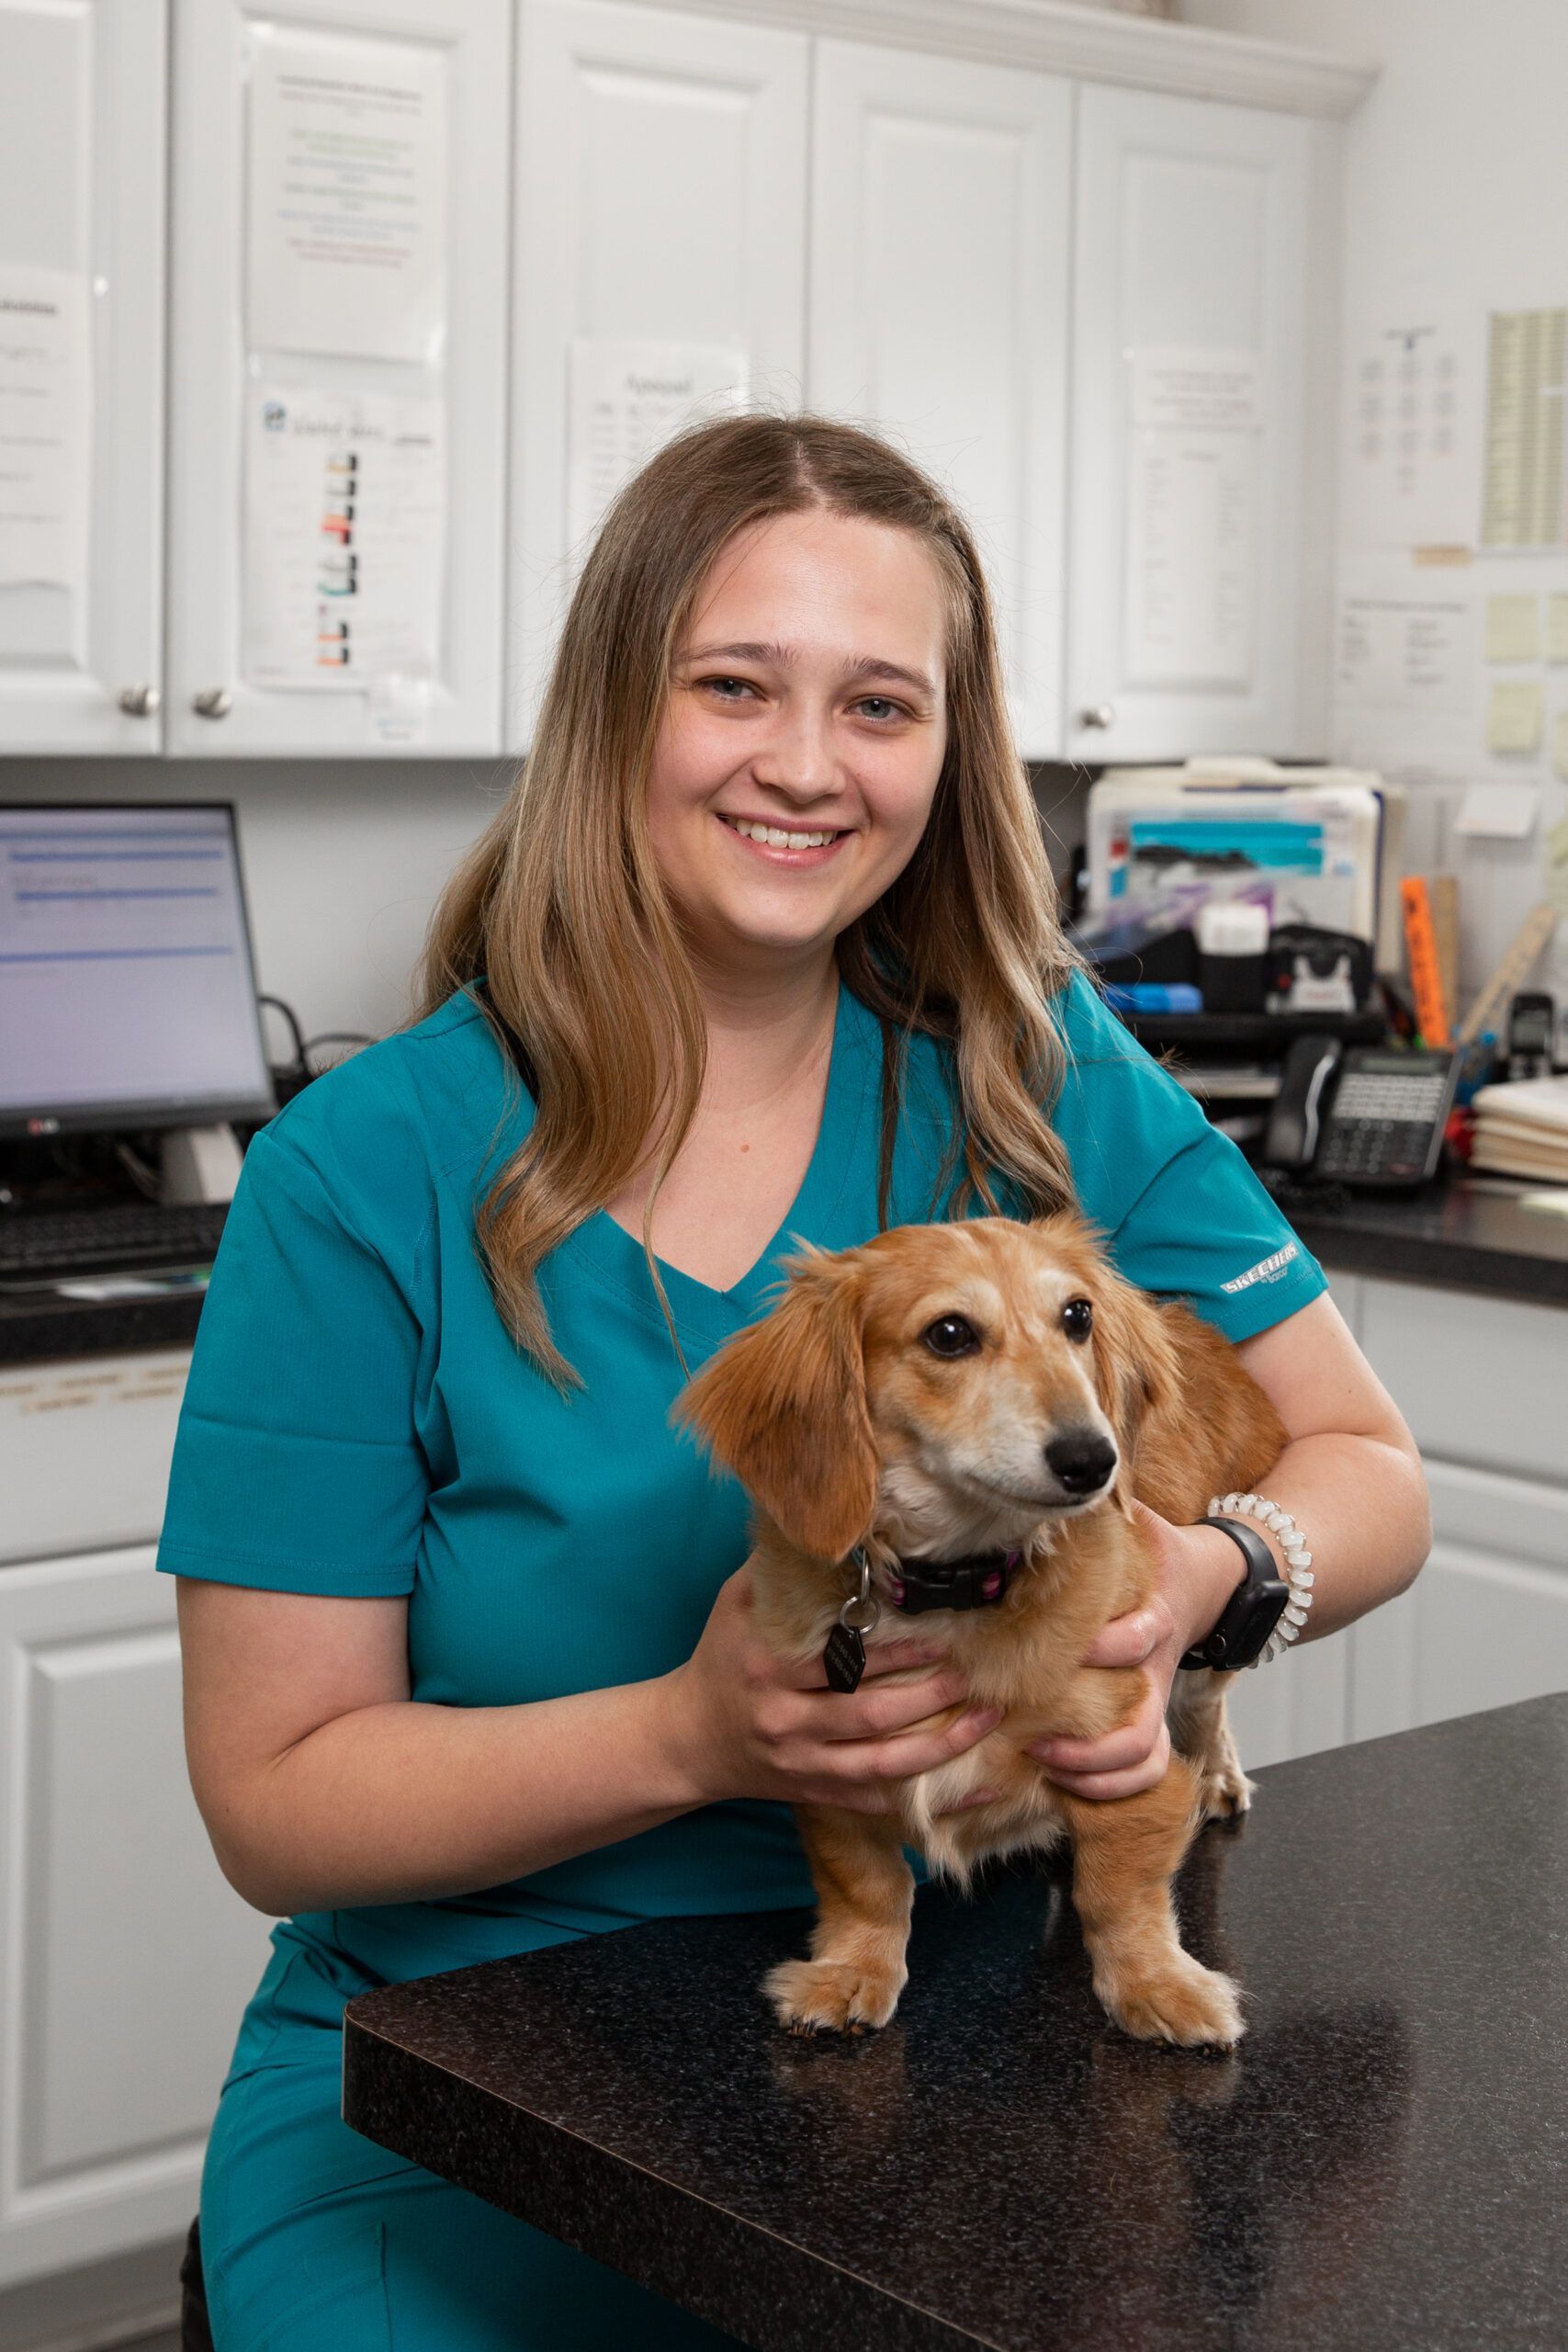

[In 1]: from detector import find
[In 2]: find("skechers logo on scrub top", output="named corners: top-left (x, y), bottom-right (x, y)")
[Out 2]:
top-left (1221, 1242), bottom-right (1300, 1295)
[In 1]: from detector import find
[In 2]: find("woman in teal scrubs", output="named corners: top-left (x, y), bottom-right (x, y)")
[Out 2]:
top-left (163, 414), bottom-right (1430, 2350)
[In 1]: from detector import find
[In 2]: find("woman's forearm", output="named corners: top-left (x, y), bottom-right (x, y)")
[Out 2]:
top-left (1219, 1429), bottom-right (1431, 1642)
top-left (217, 1674), bottom-right (705, 1916)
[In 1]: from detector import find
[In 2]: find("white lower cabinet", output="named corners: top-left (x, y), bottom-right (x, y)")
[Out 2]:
top-left (0, 1546), bottom-right (273, 2288)
top-left (1204, 1269), bottom-right (1568, 1779)
top-left (1309, 1272), bottom-right (1568, 1758)
top-left (1220, 1610), bottom-right (1348, 1773)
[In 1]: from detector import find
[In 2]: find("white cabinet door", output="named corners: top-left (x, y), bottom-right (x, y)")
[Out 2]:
top-left (1066, 85), bottom-right (1320, 763)
top-left (1357, 1275), bottom-right (1568, 1489)
top-left (165, 0), bottom-right (511, 756)
top-left (0, 1547), bottom-right (274, 2288)
top-left (809, 42), bottom-right (1071, 761)
top-left (1221, 1629), bottom-right (1348, 1772)
top-left (510, 0), bottom-right (808, 750)
top-left (1348, 1476), bottom-right (1568, 1745)
top-left (0, 0), bottom-right (165, 753)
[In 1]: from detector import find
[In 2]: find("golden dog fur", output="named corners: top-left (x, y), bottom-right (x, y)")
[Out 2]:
top-left (675, 1211), bottom-right (1288, 2050)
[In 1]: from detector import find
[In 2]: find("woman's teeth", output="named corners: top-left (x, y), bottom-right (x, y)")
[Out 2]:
top-left (722, 816), bottom-right (841, 850)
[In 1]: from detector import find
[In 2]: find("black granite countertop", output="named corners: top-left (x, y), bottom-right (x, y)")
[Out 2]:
top-left (343, 1695), bottom-right (1568, 2352)
top-left (1285, 1172), bottom-right (1568, 1306)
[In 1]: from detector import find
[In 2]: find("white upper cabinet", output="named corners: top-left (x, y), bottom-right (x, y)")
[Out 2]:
top-left (809, 41), bottom-right (1072, 761)
top-left (0, 0), bottom-right (166, 753)
top-left (1066, 85), bottom-right (1318, 764)
top-left (164, 0), bottom-right (512, 756)
top-left (510, 0), bottom-right (809, 750)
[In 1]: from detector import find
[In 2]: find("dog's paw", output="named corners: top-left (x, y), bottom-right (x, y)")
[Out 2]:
top-left (1100, 1956), bottom-right (1245, 2051)
top-left (1200, 1760), bottom-right (1257, 1821)
top-left (763, 1955), bottom-right (907, 2037)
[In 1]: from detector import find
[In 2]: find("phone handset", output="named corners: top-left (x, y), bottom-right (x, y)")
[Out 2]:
top-left (1262, 1034), bottom-right (1344, 1171)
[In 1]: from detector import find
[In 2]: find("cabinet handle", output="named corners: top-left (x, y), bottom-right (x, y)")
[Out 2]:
top-left (192, 687), bottom-right (233, 719)
top-left (118, 684), bottom-right (161, 718)
top-left (1077, 703), bottom-right (1116, 730)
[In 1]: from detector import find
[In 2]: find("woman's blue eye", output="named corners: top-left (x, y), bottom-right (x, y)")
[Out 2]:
top-left (857, 696), bottom-right (901, 722)
top-left (702, 676), bottom-right (753, 700)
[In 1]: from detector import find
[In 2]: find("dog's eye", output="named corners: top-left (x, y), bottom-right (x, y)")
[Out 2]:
top-left (1061, 1298), bottom-right (1093, 1341)
top-left (922, 1314), bottom-right (980, 1359)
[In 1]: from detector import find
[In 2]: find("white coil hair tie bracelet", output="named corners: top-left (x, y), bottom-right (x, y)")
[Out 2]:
top-left (1208, 1491), bottom-right (1314, 1666)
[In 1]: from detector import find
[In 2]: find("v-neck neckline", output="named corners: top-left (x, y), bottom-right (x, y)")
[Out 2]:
top-left (564, 978), bottom-right (874, 1349)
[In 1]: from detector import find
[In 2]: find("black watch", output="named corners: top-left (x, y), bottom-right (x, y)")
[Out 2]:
top-left (1178, 1517), bottom-right (1290, 1673)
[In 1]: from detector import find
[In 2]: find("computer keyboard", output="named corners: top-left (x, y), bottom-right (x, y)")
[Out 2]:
top-left (0, 1200), bottom-right (230, 1283)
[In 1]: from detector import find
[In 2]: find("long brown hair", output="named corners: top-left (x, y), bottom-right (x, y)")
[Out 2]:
top-left (414, 412), bottom-right (1080, 1391)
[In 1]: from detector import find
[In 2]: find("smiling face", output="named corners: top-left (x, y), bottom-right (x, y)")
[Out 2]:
top-left (644, 506), bottom-right (951, 974)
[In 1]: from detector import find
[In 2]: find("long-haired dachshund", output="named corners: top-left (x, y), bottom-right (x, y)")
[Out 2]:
top-left (674, 1211), bottom-right (1288, 2050)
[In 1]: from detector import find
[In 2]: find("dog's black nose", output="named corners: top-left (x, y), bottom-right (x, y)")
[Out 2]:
top-left (1044, 1430), bottom-right (1117, 1494)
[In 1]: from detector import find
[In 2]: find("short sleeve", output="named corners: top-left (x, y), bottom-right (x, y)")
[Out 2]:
top-left (155, 1080), bottom-right (434, 1597)
top-left (1051, 970), bottom-right (1328, 1343)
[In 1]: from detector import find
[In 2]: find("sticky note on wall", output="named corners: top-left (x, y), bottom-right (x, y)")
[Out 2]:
top-left (1548, 594), bottom-right (1568, 663)
top-left (1484, 593), bottom-right (1540, 661)
top-left (1486, 678), bottom-right (1544, 752)
top-left (1454, 783), bottom-right (1540, 838)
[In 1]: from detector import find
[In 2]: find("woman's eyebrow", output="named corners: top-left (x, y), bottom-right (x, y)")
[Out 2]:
top-left (678, 639), bottom-right (938, 696)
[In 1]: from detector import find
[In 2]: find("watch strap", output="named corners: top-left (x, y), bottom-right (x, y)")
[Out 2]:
top-left (1179, 1516), bottom-right (1291, 1673)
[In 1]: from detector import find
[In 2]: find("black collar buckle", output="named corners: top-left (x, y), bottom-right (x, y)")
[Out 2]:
top-left (886, 1549), bottom-right (1021, 1615)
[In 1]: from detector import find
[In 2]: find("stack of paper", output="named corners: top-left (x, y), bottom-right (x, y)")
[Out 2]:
top-left (1469, 1075), bottom-right (1568, 1182)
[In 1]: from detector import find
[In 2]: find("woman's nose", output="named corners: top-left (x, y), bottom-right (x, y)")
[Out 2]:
top-left (750, 698), bottom-right (840, 801)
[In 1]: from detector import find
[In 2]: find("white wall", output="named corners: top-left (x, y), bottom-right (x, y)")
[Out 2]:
top-left (0, 758), bottom-right (510, 1050)
top-left (1183, 0), bottom-right (1568, 363)
top-left (1184, 0), bottom-right (1568, 1005)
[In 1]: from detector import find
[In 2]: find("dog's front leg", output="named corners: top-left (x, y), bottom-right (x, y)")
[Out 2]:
top-left (1058, 1758), bottom-right (1245, 2050)
top-left (764, 1804), bottom-right (916, 2036)
top-left (1168, 1667), bottom-right (1255, 1822)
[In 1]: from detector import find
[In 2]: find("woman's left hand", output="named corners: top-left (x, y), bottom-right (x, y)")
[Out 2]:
top-left (1026, 1502), bottom-right (1246, 1801)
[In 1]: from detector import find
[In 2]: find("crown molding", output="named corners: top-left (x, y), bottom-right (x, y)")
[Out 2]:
top-left (617, 0), bottom-right (1379, 119)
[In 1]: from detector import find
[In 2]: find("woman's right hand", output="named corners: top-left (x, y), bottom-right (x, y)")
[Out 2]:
top-left (662, 1565), bottom-right (1005, 1816)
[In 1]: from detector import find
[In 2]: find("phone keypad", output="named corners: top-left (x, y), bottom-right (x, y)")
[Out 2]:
top-left (1317, 1072), bottom-right (1449, 1182)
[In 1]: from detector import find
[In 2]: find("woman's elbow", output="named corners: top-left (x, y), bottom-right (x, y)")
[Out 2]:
top-left (1384, 1431), bottom-right (1433, 1598)
top-left (212, 1843), bottom-right (298, 1920)
top-left (189, 1772), bottom-right (302, 1918)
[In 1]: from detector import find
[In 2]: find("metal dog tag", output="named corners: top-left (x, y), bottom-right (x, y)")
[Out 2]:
top-left (823, 1621), bottom-right (867, 1694)
top-left (823, 1550), bottom-right (881, 1694)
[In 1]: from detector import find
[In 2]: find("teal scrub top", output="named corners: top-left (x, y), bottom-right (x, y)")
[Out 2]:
top-left (156, 971), bottom-right (1325, 1985)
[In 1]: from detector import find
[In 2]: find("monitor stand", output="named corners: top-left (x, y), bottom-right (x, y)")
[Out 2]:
top-left (161, 1124), bottom-right (244, 1207)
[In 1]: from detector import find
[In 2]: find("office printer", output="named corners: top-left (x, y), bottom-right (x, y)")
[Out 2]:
top-left (1078, 758), bottom-right (1406, 1152)
top-left (1084, 757), bottom-right (1406, 976)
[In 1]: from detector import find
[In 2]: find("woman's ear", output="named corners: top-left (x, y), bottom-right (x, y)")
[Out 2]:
top-left (672, 1252), bottom-right (878, 1561)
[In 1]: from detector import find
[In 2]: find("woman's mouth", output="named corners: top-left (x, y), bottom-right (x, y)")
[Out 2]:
top-left (715, 811), bottom-right (851, 865)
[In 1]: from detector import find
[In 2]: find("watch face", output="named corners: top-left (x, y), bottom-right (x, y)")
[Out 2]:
top-left (1230, 1579), bottom-right (1291, 1668)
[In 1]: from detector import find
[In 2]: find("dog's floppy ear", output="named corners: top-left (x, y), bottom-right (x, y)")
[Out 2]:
top-left (673, 1249), bottom-right (878, 1561)
top-left (1085, 1268), bottom-right (1183, 1497)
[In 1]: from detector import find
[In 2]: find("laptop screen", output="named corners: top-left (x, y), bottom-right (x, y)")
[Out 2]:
top-left (0, 803), bottom-right (276, 1137)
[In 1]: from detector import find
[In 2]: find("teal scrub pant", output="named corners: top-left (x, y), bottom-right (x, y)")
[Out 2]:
top-left (201, 1924), bottom-right (746, 2351)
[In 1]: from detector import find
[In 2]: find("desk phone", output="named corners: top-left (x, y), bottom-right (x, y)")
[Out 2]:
top-left (1263, 1040), bottom-right (1456, 1188)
